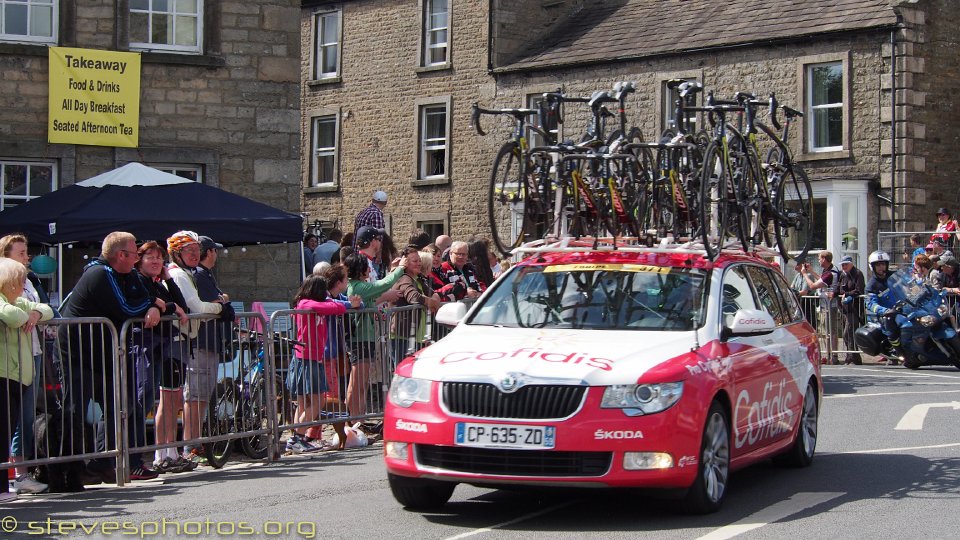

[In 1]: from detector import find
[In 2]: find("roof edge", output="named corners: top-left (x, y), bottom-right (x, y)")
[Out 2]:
top-left (493, 22), bottom-right (901, 75)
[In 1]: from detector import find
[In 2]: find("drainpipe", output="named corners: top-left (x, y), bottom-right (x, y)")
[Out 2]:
top-left (889, 29), bottom-right (897, 233)
top-left (487, 0), bottom-right (494, 74)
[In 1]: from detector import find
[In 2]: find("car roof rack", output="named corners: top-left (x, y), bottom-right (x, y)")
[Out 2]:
top-left (512, 235), bottom-right (782, 260)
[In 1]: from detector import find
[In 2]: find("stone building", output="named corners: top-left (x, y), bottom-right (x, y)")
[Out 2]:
top-left (300, 0), bottom-right (960, 266)
top-left (0, 1), bottom-right (303, 303)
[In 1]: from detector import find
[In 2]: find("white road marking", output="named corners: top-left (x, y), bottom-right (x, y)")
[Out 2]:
top-left (826, 389), bottom-right (960, 399)
top-left (827, 367), bottom-right (960, 380)
top-left (895, 401), bottom-right (960, 430)
top-left (831, 442), bottom-right (960, 454)
top-left (443, 500), bottom-right (575, 540)
top-left (694, 492), bottom-right (844, 540)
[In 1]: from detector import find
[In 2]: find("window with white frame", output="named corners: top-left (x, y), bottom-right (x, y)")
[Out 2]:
top-left (156, 165), bottom-right (201, 182)
top-left (313, 10), bottom-right (340, 80)
top-left (419, 103), bottom-right (447, 180)
top-left (0, 160), bottom-right (56, 211)
top-left (806, 62), bottom-right (843, 152)
top-left (310, 114), bottom-right (338, 186)
top-left (0, 0), bottom-right (56, 43)
top-left (130, 0), bottom-right (202, 54)
top-left (422, 0), bottom-right (448, 67)
top-left (526, 93), bottom-right (560, 150)
top-left (662, 78), bottom-right (699, 133)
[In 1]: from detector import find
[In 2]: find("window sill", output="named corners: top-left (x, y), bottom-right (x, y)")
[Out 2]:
top-left (140, 51), bottom-right (226, 68)
top-left (0, 42), bottom-right (50, 56)
top-left (416, 63), bottom-right (451, 74)
top-left (412, 177), bottom-right (449, 187)
top-left (307, 76), bottom-right (342, 87)
top-left (798, 149), bottom-right (851, 162)
top-left (304, 184), bottom-right (339, 194)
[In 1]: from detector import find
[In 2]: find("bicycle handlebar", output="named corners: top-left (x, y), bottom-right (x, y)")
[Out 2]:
top-left (470, 102), bottom-right (538, 137)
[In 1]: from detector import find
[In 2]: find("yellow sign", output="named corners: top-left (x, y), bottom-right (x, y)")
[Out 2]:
top-left (47, 47), bottom-right (141, 148)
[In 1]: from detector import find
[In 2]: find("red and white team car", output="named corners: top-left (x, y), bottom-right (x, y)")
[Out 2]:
top-left (384, 242), bottom-right (821, 513)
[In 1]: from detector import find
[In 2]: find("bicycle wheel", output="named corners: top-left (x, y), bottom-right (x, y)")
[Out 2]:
top-left (527, 152), bottom-right (560, 240)
top-left (699, 142), bottom-right (737, 259)
top-left (737, 138), bottom-right (774, 249)
top-left (239, 377), bottom-right (271, 460)
top-left (203, 381), bottom-right (236, 469)
top-left (488, 143), bottom-right (527, 256)
top-left (772, 162), bottom-right (814, 262)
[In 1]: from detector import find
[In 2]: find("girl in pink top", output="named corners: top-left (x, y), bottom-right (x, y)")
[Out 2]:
top-left (286, 275), bottom-right (361, 452)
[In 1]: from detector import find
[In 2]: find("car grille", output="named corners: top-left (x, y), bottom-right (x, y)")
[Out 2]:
top-left (417, 445), bottom-right (611, 477)
top-left (442, 382), bottom-right (586, 419)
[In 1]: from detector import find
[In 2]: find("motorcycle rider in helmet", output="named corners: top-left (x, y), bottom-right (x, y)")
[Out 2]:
top-left (864, 250), bottom-right (913, 365)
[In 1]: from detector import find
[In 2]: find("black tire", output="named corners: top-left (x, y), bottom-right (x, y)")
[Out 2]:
top-left (725, 127), bottom-right (759, 251)
top-left (528, 152), bottom-right (559, 240)
top-left (388, 473), bottom-right (456, 510)
top-left (682, 401), bottom-right (730, 514)
top-left (239, 377), bottom-right (270, 460)
top-left (202, 381), bottom-right (236, 469)
top-left (773, 382), bottom-right (818, 467)
top-left (737, 137), bottom-right (773, 249)
top-left (771, 163), bottom-right (814, 263)
top-left (488, 143), bottom-right (526, 257)
top-left (698, 142), bottom-right (737, 259)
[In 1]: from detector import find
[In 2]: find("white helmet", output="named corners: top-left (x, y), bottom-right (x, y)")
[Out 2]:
top-left (868, 250), bottom-right (890, 266)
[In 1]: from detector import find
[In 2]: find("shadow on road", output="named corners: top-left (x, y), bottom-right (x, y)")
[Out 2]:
top-left (417, 452), bottom-right (960, 532)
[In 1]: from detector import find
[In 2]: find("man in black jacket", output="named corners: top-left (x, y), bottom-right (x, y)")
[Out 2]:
top-left (59, 232), bottom-right (169, 481)
top-left (836, 255), bottom-right (866, 365)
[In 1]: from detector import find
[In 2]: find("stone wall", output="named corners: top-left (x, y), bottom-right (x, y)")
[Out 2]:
top-left (300, 0), bottom-right (493, 242)
top-left (0, 1), bottom-right (303, 304)
top-left (890, 0), bottom-right (960, 232)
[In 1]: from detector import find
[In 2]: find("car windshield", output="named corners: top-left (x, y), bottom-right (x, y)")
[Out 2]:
top-left (467, 263), bottom-right (707, 331)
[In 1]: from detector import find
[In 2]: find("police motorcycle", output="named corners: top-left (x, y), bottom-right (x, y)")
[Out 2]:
top-left (855, 266), bottom-right (960, 370)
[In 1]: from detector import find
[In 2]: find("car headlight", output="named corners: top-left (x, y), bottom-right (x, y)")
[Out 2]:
top-left (388, 375), bottom-right (432, 407)
top-left (919, 315), bottom-right (938, 327)
top-left (601, 382), bottom-right (683, 415)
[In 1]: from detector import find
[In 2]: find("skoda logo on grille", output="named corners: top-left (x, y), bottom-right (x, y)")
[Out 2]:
top-left (499, 374), bottom-right (521, 393)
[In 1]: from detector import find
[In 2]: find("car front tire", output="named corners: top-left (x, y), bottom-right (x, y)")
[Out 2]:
top-left (681, 401), bottom-right (730, 514)
top-left (388, 473), bottom-right (456, 510)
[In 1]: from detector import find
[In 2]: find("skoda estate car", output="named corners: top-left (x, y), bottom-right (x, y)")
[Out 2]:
top-left (384, 244), bottom-right (821, 513)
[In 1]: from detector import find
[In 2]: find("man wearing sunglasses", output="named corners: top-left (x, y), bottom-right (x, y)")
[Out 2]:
top-left (59, 231), bottom-right (170, 482)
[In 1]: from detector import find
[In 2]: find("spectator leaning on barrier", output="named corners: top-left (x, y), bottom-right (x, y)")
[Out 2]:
top-left (133, 241), bottom-right (195, 475)
top-left (836, 255), bottom-right (865, 365)
top-left (804, 251), bottom-right (841, 364)
top-left (59, 231), bottom-right (167, 482)
top-left (286, 275), bottom-right (361, 453)
top-left (0, 257), bottom-right (54, 501)
top-left (389, 246), bottom-right (441, 368)
top-left (354, 190), bottom-right (387, 237)
top-left (344, 252), bottom-right (406, 421)
top-left (0, 233), bottom-right (54, 495)
top-left (166, 231), bottom-right (230, 467)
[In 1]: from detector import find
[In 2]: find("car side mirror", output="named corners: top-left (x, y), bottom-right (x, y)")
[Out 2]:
top-left (435, 302), bottom-right (467, 326)
top-left (721, 309), bottom-right (776, 341)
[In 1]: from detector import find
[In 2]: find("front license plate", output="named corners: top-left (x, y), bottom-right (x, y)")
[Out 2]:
top-left (455, 422), bottom-right (556, 449)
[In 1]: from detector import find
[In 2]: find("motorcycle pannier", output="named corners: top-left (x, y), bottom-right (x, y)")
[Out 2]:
top-left (854, 325), bottom-right (884, 357)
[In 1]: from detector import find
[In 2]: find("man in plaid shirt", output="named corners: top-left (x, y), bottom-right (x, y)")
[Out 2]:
top-left (354, 190), bottom-right (387, 237)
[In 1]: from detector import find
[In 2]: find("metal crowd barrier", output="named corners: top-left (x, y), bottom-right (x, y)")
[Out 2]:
top-left (118, 312), bottom-right (272, 479)
top-left (1, 317), bottom-right (125, 485)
